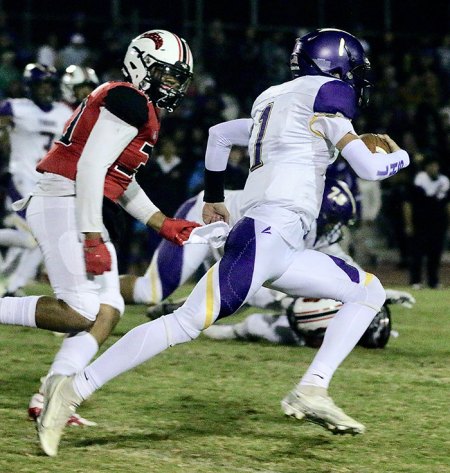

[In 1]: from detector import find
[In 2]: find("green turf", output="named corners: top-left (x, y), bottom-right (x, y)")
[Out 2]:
top-left (0, 283), bottom-right (449, 473)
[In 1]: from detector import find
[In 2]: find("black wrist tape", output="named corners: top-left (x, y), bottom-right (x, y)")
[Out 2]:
top-left (203, 169), bottom-right (225, 202)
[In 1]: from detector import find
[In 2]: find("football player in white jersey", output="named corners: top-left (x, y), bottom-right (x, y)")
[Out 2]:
top-left (126, 180), bottom-right (415, 349)
top-left (37, 28), bottom-right (411, 453)
top-left (200, 185), bottom-right (415, 349)
top-left (0, 64), bottom-right (73, 295)
top-left (121, 180), bottom-right (353, 309)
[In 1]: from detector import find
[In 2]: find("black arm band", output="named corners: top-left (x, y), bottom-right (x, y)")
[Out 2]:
top-left (203, 169), bottom-right (225, 202)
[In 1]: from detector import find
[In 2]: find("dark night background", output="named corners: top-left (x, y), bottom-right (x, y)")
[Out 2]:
top-left (2, 0), bottom-right (450, 42)
top-left (0, 0), bottom-right (448, 276)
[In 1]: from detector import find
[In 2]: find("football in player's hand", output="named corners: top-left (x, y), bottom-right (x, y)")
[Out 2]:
top-left (359, 133), bottom-right (391, 154)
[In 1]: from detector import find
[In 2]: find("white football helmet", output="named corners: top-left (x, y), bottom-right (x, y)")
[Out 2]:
top-left (61, 65), bottom-right (99, 104)
top-left (122, 29), bottom-right (193, 112)
top-left (287, 297), bottom-right (342, 347)
top-left (286, 296), bottom-right (392, 349)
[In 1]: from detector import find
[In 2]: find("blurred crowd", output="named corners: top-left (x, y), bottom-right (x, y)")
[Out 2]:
top-left (0, 11), bottom-right (449, 287)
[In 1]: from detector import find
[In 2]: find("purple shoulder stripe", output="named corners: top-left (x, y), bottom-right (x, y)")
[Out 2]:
top-left (313, 80), bottom-right (357, 120)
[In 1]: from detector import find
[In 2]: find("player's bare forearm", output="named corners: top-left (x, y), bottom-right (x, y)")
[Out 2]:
top-left (84, 232), bottom-right (102, 240)
top-left (147, 210), bottom-right (166, 232)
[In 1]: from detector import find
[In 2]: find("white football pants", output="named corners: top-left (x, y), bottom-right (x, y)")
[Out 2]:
top-left (26, 195), bottom-right (124, 320)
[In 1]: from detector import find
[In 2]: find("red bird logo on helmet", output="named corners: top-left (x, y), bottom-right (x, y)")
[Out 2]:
top-left (139, 32), bottom-right (164, 50)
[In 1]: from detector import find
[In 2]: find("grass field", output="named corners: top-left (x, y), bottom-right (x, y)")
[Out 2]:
top-left (0, 282), bottom-right (449, 473)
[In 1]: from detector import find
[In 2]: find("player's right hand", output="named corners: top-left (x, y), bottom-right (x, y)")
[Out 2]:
top-left (83, 237), bottom-right (112, 275)
top-left (202, 202), bottom-right (230, 224)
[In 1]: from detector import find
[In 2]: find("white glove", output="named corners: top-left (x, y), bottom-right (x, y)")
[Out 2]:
top-left (385, 289), bottom-right (416, 309)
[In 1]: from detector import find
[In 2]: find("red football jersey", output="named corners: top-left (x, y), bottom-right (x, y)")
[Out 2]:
top-left (37, 81), bottom-right (160, 201)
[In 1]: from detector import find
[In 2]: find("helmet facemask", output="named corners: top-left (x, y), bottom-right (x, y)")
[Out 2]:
top-left (30, 80), bottom-right (57, 108)
top-left (341, 58), bottom-right (372, 107)
top-left (144, 60), bottom-right (192, 112)
top-left (123, 32), bottom-right (193, 113)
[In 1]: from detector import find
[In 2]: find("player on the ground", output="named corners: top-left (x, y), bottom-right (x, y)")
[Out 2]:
top-left (0, 30), bottom-right (199, 423)
top-left (0, 64), bottom-right (73, 296)
top-left (37, 28), bottom-right (411, 456)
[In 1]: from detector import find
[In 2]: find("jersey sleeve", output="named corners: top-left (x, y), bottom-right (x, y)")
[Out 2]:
top-left (341, 139), bottom-right (410, 181)
top-left (205, 118), bottom-right (253, 171)
top-left (203, 118), bottom-right (252, 203)
top-left (313, 80), bottom-right (358, 120)
top-left (76, 107), bottom-right (139, 232)
top-left (117, 177), bottom-right (160, 224)
top-left (310, 114), bottom-right (355, 146)
top-left (104, 86), bottom-right (148, 129)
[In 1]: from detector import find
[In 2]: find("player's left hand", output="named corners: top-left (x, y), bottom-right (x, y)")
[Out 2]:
top-left (377, 134), bottom-right (402, 153)
top-left (159, 217), bottom-right (201, 246)
top-left (385, 289), bottom-right (416, 309)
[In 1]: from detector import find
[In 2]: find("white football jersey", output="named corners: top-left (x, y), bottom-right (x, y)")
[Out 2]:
top-left (5, 98), bottom-right (72, 196)
top-left (241, 75), bottom-right (355, 248)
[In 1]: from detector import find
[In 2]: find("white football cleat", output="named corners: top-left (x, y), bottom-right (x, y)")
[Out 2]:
top-left (202, 324), bottom-right (239, 340)
top-left (281, 385), bottom-right (365, 435)
top-left (28, 392), bottom-right (96, 426)
top-left (37, 375), bottom-right (83, 457)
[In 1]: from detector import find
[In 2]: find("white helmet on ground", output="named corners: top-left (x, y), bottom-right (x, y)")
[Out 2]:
top-left (122, 29), bottom-right (193, 112)
top-left (286, 297), bottom-right (392, 349)
top-left (286, 297), bottom-right (342, 347)
top-left (61, 65), bottom-right (99, 104)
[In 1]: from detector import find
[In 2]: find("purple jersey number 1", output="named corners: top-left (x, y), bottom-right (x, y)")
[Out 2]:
top-left (250, 102), bottom-right (273, 171)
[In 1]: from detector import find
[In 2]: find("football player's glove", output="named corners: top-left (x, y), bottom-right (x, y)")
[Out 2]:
top-left (384, 289), bottom-right (416, 309)
top-left (83, 237), bottom-right (112, 275)
top-left (159, 217), bottom-right (201, 246)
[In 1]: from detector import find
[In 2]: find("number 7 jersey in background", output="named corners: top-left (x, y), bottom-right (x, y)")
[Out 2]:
top-left (0, 97), bottom-right (73, 197)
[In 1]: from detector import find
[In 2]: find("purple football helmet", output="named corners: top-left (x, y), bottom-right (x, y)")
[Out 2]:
top-left (290, 28), bottom-right (371, 106)
top-left (23, 63), bottom-right (59, 107)
top-left (315, 179), bottom-right (356, 246)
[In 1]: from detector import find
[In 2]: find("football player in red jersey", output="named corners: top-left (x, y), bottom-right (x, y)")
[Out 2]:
top-left (0, 30), bottom-right (199, 423)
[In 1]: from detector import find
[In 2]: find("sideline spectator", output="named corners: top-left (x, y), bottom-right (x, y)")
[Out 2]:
top-left (36, 34), bottom-right (59, 68)
top-left (56, 33), bottom-right (91, 69)
top-left (0, 51), bottom-right (21, 99)
top-left (405, 156), bottom-right (450, 288)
